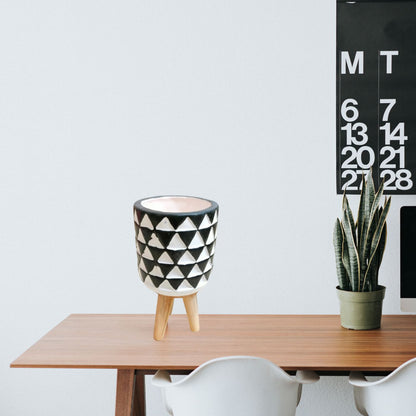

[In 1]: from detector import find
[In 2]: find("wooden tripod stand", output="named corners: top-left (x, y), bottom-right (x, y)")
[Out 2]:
top-left (153, 293), bottom-right (199, 340)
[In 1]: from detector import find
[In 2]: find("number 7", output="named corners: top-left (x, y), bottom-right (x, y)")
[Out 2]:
top-left (380, 99), bottom-right (396, 121)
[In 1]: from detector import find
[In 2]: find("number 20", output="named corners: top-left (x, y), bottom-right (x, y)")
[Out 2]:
top-left (341, 146), bottom-right (375, 169)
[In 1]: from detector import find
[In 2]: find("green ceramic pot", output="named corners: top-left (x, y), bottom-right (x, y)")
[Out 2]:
top-left (336, 285), bottom-right (386, 330)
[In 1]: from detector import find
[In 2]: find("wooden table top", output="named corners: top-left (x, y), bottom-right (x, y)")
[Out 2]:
top-left (10, 314), bottom-right (416, 373)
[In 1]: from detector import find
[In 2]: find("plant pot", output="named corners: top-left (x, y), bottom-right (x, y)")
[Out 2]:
top-left (336, 286), bottom-right (386, 330)
top-left (133, 195), bottom-right (218, 297)
top-left (133, 195), bottom-right (219, 340)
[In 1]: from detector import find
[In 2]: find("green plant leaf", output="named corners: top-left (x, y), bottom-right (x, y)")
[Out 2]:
top-left (342, 231), bottom-right (351, 281)
top-left (333, 219), bottom-right (350, 290)
top-left (362, 206), bottom-right (379, 275)
top-left (370, 178), bottom-right (385, 218)
top-left (360, 177), bottom-right (385, 274)
top-left (357, 174), bottom-right (367, 248)
top-left (343, 193), bottom-right (357, 246)
top-left (342, 208), bottom-right (360, 291)
top-left (367, 169), bottom-right (376, 208)
top-left (362, 196), bottom-right (391, 290)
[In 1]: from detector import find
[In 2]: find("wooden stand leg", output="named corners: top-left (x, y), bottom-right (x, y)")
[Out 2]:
top-left (154, 295), bottom-right (174, 340)
top-left (183, 293), bottom-right (200, 332)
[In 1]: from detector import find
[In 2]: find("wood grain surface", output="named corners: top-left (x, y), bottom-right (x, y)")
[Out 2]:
top-left (10, 314), bottom-right (416, 372)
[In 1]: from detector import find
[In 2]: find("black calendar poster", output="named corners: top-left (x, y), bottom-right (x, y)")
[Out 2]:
top-left (337, 0), bottom-right (416, 194)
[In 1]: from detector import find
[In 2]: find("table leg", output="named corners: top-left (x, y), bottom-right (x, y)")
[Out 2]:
top-left (132, 371), bottom-right (146, 416)
top-left (115, 370), bottom-right (146, 416)
top-left (115, 370), bottom-right (135, 416)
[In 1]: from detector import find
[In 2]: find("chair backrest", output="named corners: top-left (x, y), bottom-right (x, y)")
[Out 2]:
top-left (353, 358), bottom-right (416, 416)
top-left (162, 356), bottom-right (302, 416)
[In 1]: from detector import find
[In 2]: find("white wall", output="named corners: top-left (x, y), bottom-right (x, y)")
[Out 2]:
top-left (1, 0), bottom-right (412, 415)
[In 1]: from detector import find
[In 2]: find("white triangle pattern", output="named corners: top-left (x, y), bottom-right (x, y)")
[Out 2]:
top-left (140, 214), bottom-right (154, 230)
top-left (212, 210), bottom-right (218, 224)
top-left (156, 217), bottom-right (175, 231)
top-left (177, 250), bottom-right (196, 265)
top-left (134, 210), bottom-right (140, 225)
top-left (142, 247), bottom-right (154, 260)
top-left (197, 247), bottom-right (210, 262)
top-left (158, 251), bottom-right (174, 264)
top-left (206, 228), bottom-right (215, 245)
top-left (150, 266), bottom-right (164, 277)
top-left (167, 233), bottom-right (187, 250)
top-left (177, 279), bottom-right (194, 291)
top-left (198, 215), bottom-right (211, 229)
top-left (166, 266), bottom-right (185, 279)
top-left (188, 232), bottom-right (205, 249)
top-left (159, 279), bottom-right (174, 291)
top-left (138, 258), bottom-right (147, 273)
top-left (137, 229), bottom-right (146, 244)
top-left (188, 264), bottom-right (203, 278)
top-left (148, 233), bottom-right (164, 249)
top-left (176, 217), bottom-right (197, 231)
top-left (203, 260), bottom-right (212, 273)
top-left (144, 275), bottom-right (154, 289)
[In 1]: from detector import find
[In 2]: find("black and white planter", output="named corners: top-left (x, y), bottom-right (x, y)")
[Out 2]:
top-left (133, 195), bottom-right (219, 340)
top-left (134, 195), bottom-right (218, 297)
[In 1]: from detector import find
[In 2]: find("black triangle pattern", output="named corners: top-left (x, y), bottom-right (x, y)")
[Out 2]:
top-left (188, 247), bottom-right (204, 261)
top-left (198, 227), bottom-right (211, 244)
top-left (211, 222), bottom-right (218, 236)
top-left (207, 210), bottom-right (216, 222)
top-left (158, 263), bottom-right (175, 276)
top-left (206, 242), bottom-right (215, 256)
top-left (177, 264), bottom-right (195, 278)
top-left (166, 215), bottom-right (187, 230)
top-left (188, 214), bottom-right (204, 229)
top-left (146, 213), bottom-right (163, 228)
top-left (168, 278), bottom-right (185, 290)
top-left (168, 249), bottom-right (187, 264)
top-left (139, 268), bottom-right (147, 282)
top-left (197, 259), bottom-right (210, 272)
top-left (178, 230), bottom-right (197, 246)
top-left (142, 257), bottom-right (154, 272)
top-left (156, 231), bottom-right (176, 249)
top-left (137, 241), bottom-right (147, 255)
top-left (134, 209), bottom-right (143, 223)
top-left (149, 275), bottom-right (164, 288)
top-left (140, 227), bottom-right (153, 243)
top-left (187, 275), bottom-right (203, 288)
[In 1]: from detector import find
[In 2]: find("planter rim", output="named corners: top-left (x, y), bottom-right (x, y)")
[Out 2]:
top-left (134, 195), bottom-right (218, 216)
top-left (336, 285), bottom-right (386, 303)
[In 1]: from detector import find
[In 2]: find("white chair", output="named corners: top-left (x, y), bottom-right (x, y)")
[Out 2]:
top-left (349, 357), bottom-right (416, 416)
top-left (152, 356), bottom-right (319, 416)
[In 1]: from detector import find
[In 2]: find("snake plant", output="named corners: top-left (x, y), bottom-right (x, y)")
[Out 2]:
top-left (333, 171), bottom-right (391, 292)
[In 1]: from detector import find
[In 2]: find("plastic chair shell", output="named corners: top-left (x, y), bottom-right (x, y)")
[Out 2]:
top-left (349, 357), bottom-right (416, 416)
top-left (152, 356), bottom-right (319, 416)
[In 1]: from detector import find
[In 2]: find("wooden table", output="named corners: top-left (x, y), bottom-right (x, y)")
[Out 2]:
top-left (10, 314), bottom-right (416, 416)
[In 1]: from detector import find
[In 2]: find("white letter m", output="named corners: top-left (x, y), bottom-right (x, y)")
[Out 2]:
top-left (341, 51), bottom-right (364, 74)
